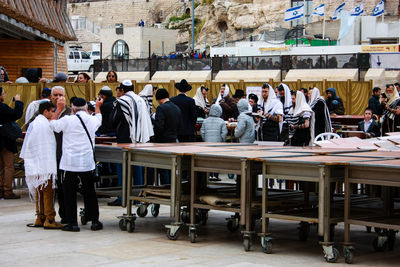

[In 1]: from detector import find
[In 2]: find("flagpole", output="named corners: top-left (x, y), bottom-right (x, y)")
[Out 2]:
top-left (322, 9), bottom-right (326, 39)
top-left (303, 0), bottom-right (306, 36)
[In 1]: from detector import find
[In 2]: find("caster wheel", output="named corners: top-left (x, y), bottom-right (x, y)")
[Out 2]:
top-left (180, 209), bottom-right (190, 224)
top-left (80, 215), bottom-right (87, 226)
top-left (228, 174), bottom-right (235, 179)
top-left (325, 247), bottom-right (339, 263)
top-left (126, 220), bottom-right (135, 233)
top-left (137, 205), bottom-right (148, 217)
top-left (343, 248), bottom-right (354, 264)
top-left (189, 230), bottom-right (197, 243)
top-left (372, 236), bottom-right (387, 252)
top-left (119, 219), bottom-right (127, 231)
top-left (262, 240), bottom-right (272, 254)
top-left (227, 219), bottom-right (239, 232)
top-left (243, 237), bottom-right (251, 252)
top-left (298, 222), bottom-right (310, 242)
top-left (167, 229), bottom-right (179, 240)
top-left (151, 204), bottom-right (160, 217)
top-left (366, 226), bottom-right (372, 233)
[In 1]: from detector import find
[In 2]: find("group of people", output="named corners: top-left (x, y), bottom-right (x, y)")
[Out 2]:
top-left (1, 72), bottom-right (400, 233)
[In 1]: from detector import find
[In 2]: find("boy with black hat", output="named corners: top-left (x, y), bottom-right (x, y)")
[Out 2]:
top-left (50, 97), bottom-right (104, 232)
top-left (170, 79), bottom-right (197, 142)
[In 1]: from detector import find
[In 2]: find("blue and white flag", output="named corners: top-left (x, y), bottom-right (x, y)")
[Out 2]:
top-left (332, 2), bottom-right (345, 20)
top-left (350, 2), bottom-right (364, 16)
top-left (313, 3), bottom-right (325, 16)
top-left (285, 5), bottom-right (304, 21)
top-left (372, 1), bottom-right (384, 17)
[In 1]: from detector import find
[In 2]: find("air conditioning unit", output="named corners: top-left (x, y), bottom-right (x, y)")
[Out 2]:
top-left (115, 23), bottom-right (123, 35)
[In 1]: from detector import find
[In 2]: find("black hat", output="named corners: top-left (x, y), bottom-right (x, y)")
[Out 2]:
top-left (233, 89), bottom-right (245, 99)
top-left (175, 79), bottom-right (192, 92)
top-left (72, 97), bottom-right (87, 107)
top-left (155, 88), bottom-right (169, 100)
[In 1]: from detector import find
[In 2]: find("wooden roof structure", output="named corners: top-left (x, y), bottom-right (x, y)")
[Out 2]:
top-left (0, 0), bottom-right (76, 42)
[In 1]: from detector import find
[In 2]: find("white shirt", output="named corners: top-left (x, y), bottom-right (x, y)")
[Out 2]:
top-left (363, 119), bottom-right (372, 133)
top-left (50, 111), bottom-right (102, 172)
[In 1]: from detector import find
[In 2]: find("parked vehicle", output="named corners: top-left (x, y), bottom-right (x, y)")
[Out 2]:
top-left (89, 50), bottom-right (100, 60)
top-left (67, 47), bottom-right (94, 74)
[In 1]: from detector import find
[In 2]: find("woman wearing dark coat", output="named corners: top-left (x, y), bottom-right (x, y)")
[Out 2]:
top-left (0, 87), bottom-right (24, 199)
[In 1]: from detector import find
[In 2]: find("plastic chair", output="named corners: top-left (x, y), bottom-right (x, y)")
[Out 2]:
top-left (314, 132), bottom-right (341, 145)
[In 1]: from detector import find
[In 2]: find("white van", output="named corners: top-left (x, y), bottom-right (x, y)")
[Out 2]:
top-left (67, 50), bottom-right (94, 74)
top-left (89, 51), bottom-right (100, 60)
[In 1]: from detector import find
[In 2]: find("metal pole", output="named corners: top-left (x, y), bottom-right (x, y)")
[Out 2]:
top-left (303, 0), bottom-right (306, 36)
top-left (322, 12), bottom-right (326, 39)
top-left (192, 0), bottom-right (195, 51)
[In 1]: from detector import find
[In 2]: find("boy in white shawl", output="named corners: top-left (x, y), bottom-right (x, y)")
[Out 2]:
top-left (21, 101), bottom-right (63, 229)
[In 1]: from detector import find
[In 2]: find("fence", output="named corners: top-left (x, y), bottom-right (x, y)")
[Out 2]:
top-left (1, 79), bottom-right (372, 128)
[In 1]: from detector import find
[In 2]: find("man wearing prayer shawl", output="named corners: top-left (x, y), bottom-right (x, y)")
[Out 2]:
top-left (290, 91), bottom-right (315, 146)
top-left (257, 83), bottom-right (283, 141)
top-left (111, 80), bottom-right (154, 144)
top-left (139, 84), bottom-right (155, 116)
top-left (308, 87), bottom-right (332, 137)
top-left (213, 84), bottom-right (238, 121)
top-left (277, 83), bottom-right (294, 144)
top-left (193, 86), bottom-right (210, 119)
top-left (21, 101), bottom-right (63, 229)
top-left (381, 84), bottom-right (400, 134)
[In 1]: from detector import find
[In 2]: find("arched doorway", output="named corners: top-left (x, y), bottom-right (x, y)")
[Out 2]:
top-left (112, 39), bottom-right (129, 60)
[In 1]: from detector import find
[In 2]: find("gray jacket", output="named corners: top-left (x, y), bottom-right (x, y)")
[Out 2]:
top-left (200, 105), bottom-right (228, 142)
top-left (235, 99), bottom-right (255, 143)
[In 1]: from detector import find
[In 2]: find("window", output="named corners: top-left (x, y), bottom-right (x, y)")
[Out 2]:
top-left (81, 52), bottom-right (90, 59)
top-left (69, 52), bottom-right (74, 59)
top-left (73, 52), bottom-right (80, 59)
top-left (291, 0), bottom-right (313, 27)
top-left (112, 40), bottom-right (129, 60)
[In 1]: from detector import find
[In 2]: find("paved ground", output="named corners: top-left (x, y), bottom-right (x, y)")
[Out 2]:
top-left (0, 189), bottom-right (398, 267)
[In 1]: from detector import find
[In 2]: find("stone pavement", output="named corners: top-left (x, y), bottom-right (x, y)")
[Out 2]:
top-left (0, 189), bottom-right (398, 267)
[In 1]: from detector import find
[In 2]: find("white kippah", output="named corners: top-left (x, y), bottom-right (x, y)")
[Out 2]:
top-left (101, 86), bottom-right (112, 91)
top-left (122, 80), bottom-right (132, 86)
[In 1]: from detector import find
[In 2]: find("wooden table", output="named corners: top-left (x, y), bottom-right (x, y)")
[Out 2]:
top-left (343, 158), bottom-right (400, 263)
top-left (258, 154), bottom-right (386, 263)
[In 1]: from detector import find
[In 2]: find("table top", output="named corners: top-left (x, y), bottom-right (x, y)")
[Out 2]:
top-left (258, 155), bottom-right (386, 165)
top-left (334, 151), bottom-right (400, 158)
top-left (348, 158), bottom-right (400, 169)
top-left (194, 150), bottom-right (312, 160)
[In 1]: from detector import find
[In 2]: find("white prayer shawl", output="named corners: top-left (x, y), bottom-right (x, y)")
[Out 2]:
top-left (310, 87), bottom-right (332, 133)
top-left (193, 86), bottom-right (209, 109)
top-left (261, 85), bottom-right (284, 132)
top-left (139, 84), bottom-right (153, 115)
top-left (20, 115), bottom-right (57, 200)
top-left (25, 99), bottom-right (50, 123)
top-left (280, 83), bottom-right (293, 115)
top-left (386, 86), bottom-right (400, 106)
top-left (118, 91), bottom-right (154, 143)
top-left (293, 91), bottom-right (315, 145)
top-left (216, 84), bottom-right (230, 104)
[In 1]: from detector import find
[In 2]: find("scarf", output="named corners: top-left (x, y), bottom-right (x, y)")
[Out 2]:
top-left (280, 83), bottom-right (293, 115)
top-left (216, 84), bottom-right (230, 104)
top-left (310, 87), bottom-right (332, 133)
top-left (20, 115), bottom-right (57, 200)
top-left (293, 91), bottom-right (315, 145)
top-left (118, 91), bottom-right (154, 143)
top-left (25, 99), bottom-right (50, 124)
top-left (386, 86), bottom-right (400, 107)
top-left (193, 87), bottom-right (209, 109)
top-left (260, 84), bottom-right (284, 132)
top-left (139, 84), bottom-right (153, 115)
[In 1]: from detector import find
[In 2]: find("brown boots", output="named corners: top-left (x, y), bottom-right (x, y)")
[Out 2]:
top-left (29, 180), bottom-right (64, 229)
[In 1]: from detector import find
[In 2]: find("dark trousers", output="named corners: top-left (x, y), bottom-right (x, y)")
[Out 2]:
top-left (56, 169), bottom-right (65, 220)
top-left (62, 171), bottom-right (99, 226)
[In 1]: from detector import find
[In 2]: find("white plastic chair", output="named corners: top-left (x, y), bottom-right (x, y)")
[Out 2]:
top-left (313, 132), bottom-right (341, 146)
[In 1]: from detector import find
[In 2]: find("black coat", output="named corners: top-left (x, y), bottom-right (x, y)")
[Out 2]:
top-left (170, 94), bottom-right (196, 137)
top-left (312, 100), bottom-right (328, 137)
top-left (154, 101), bottom-right (182, 143)
top-left (97, 96), bottom-right (116, 135)
top-left (358, 120), bottom-right (381, 137)
top-left (368, 95), bottom-right (384, 116)
top-left (110, 102), bottom-right (132, 143)
top-left (0, 101), bottom-right (24, 153)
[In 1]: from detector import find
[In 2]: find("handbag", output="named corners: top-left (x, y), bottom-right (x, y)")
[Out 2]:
top-left (76, 114), bottom-right (100, 182)
top-left (0, 121), bottom-right (22, 140)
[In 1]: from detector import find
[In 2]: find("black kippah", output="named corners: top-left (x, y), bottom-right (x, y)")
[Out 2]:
top-left (72, 97), bottom-right (86, 107)
top-left (155, 88), bottom-right (169, 100)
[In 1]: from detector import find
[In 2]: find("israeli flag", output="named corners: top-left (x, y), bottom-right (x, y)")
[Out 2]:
top-left (332, 2), bottom-right (345, 20)
top-left (313, 3), bottom-right (325, 16)
top-left (350, 2), bottom-right (364, 16)
top-left (372, 1), bottom-right (384, 17)
top-left (285, 5), bottom-right (304, 21)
